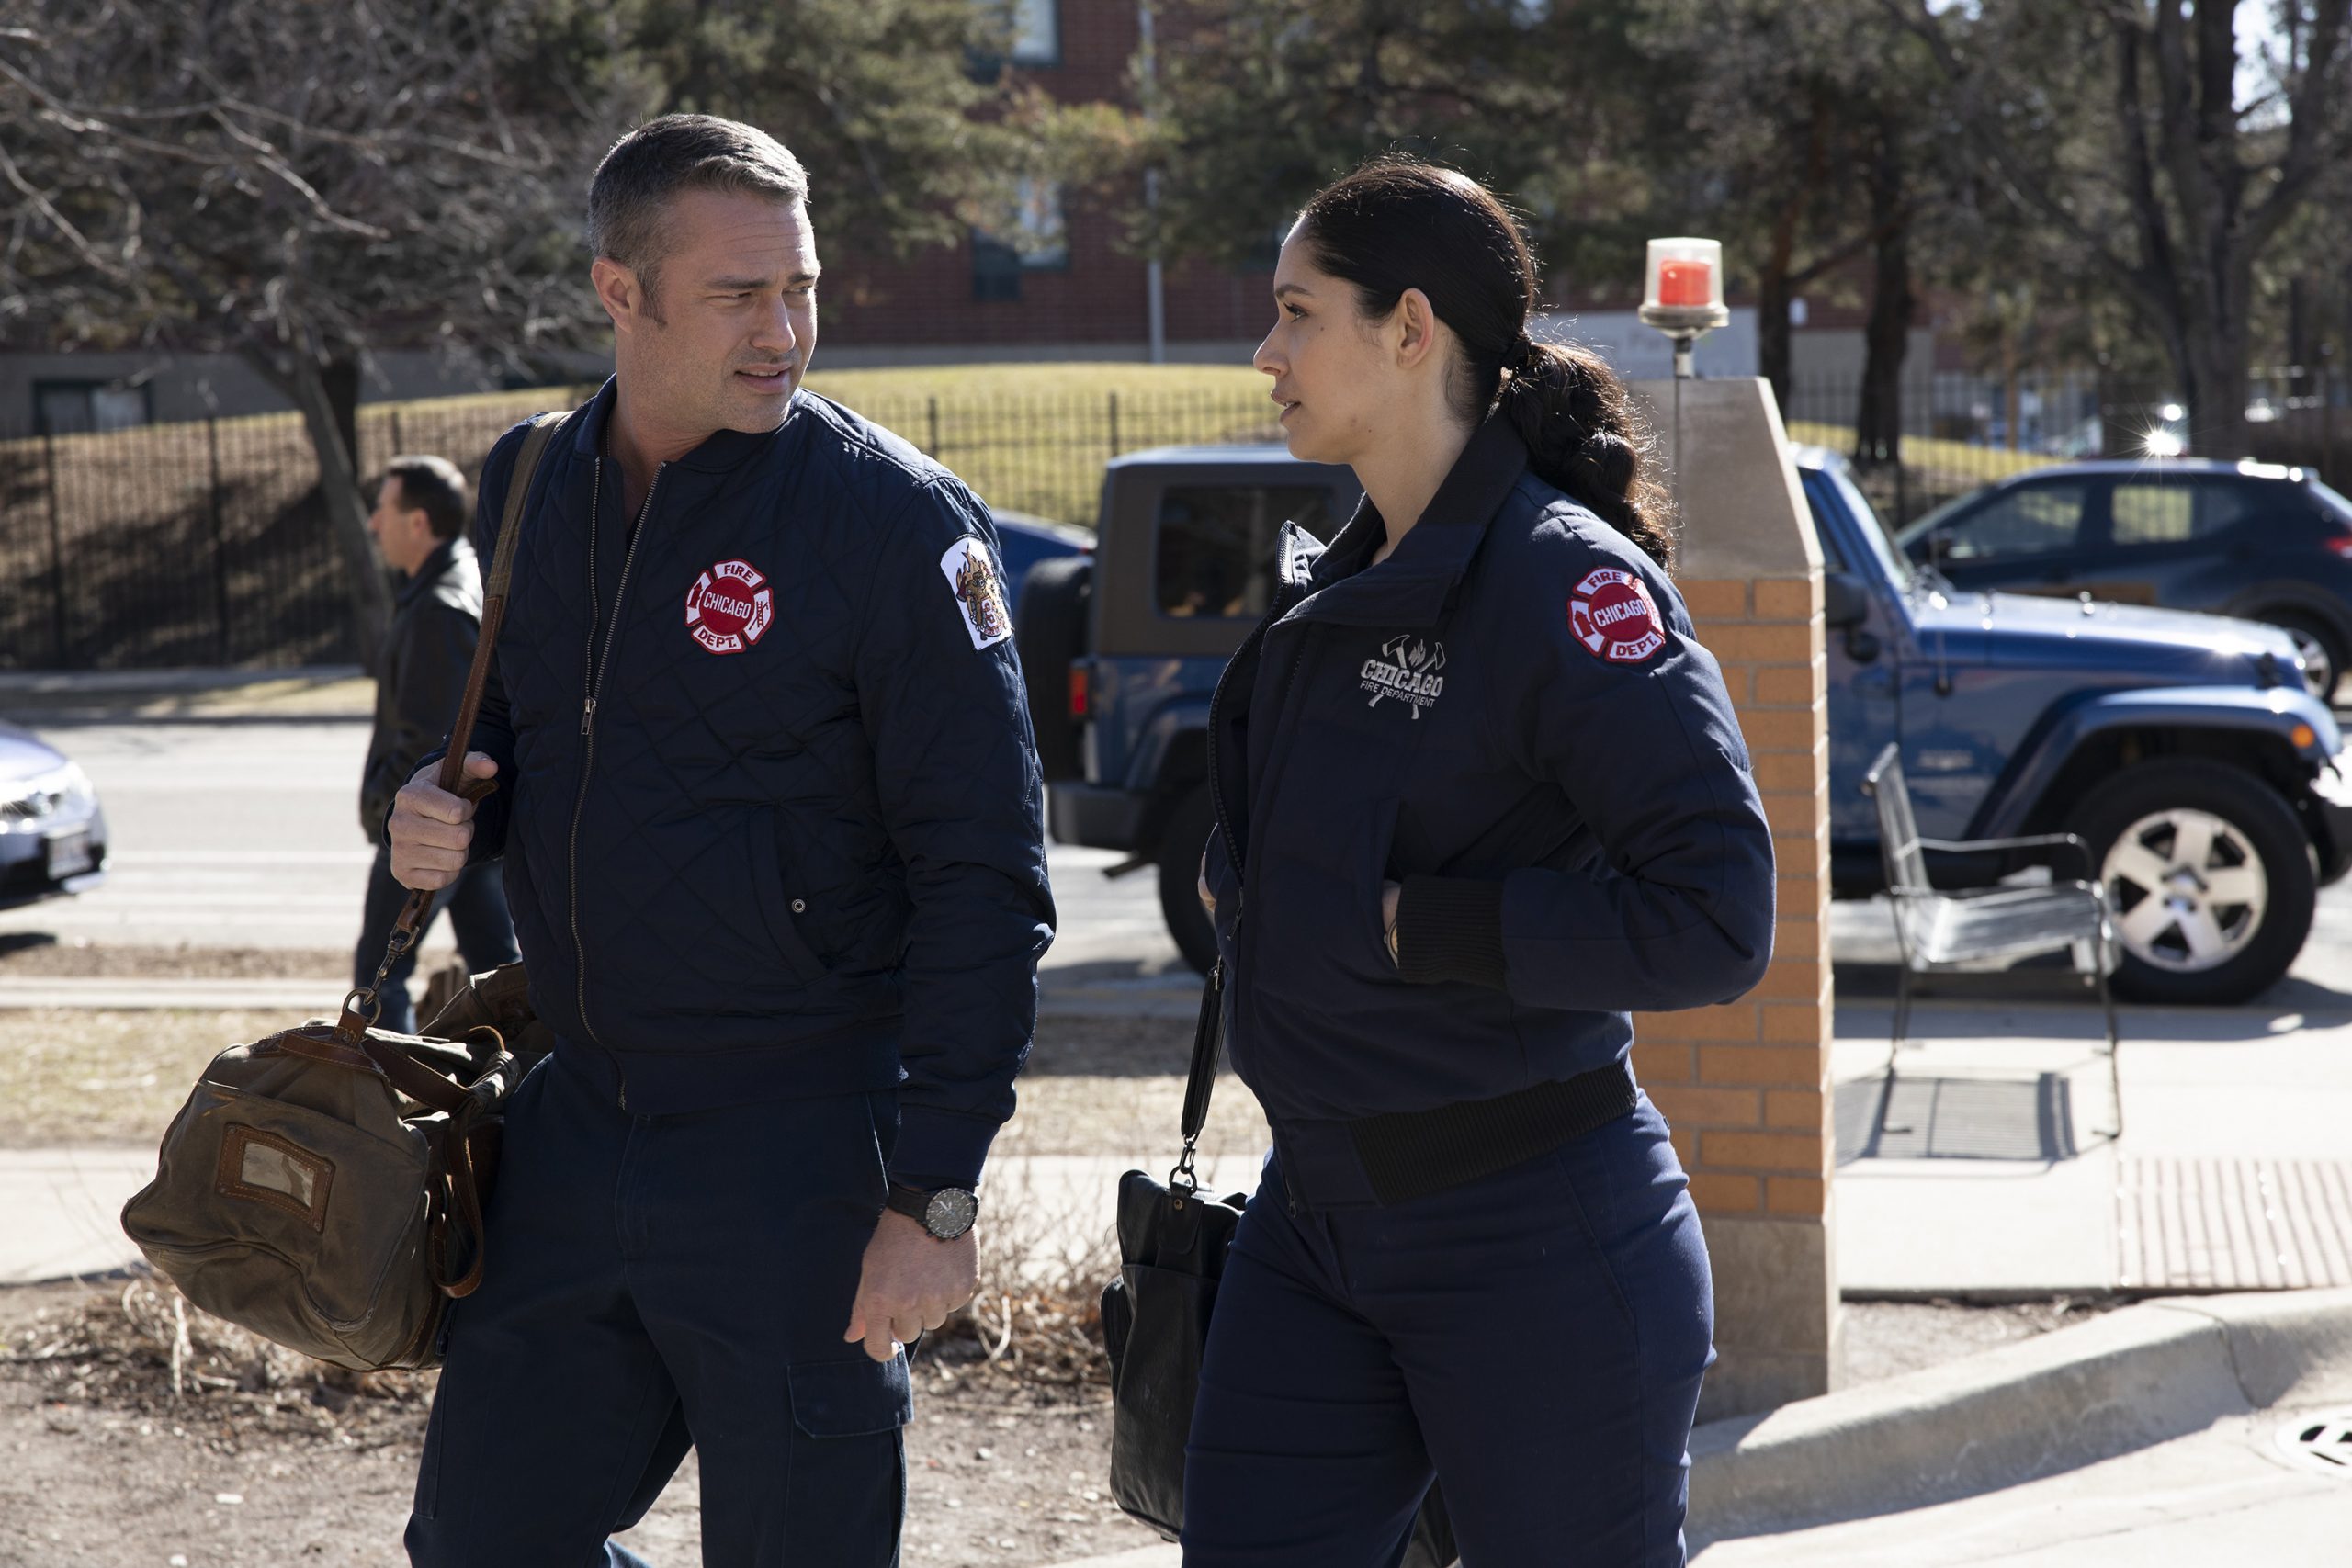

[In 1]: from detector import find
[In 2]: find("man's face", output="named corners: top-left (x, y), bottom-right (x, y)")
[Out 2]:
top-left (368, 477), bottom-right (428, 575)
top-left (599, 188), bottom-right (820, 445)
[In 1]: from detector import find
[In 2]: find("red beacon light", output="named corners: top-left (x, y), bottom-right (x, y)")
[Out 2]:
top-left (1637, 238), bottom-right (1730, 378)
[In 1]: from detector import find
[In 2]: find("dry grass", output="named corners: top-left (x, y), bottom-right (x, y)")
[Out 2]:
top-left (0, 1009), bottom-right (287, 1149)
top-left (0, 1275), bottom-right (434, 1450)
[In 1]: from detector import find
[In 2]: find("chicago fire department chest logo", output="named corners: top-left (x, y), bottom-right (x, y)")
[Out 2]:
top-left (684, 558), bottom-right (774, 655)
top-left (1361, 634), bottom-right (1446, 718)
top-left (939, 536), bottom-right (1013, 650)
top-left (1569, 566), bottom-right (1666, 665)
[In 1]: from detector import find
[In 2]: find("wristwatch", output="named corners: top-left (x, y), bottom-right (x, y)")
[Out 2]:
top-left (885, 1182), bottom-right (979, 1241)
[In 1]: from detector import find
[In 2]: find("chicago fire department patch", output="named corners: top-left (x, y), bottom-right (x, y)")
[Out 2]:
top-left (939, 536), bottom-right (1013, 650)
top-left (684, 558), bottom-right (774, 655)
top-left (1568, 566), bottom-right (1666, 665)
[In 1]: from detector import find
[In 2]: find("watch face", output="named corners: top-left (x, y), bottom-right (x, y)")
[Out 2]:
top-left (924, 1188), bottom-right (978, 1239)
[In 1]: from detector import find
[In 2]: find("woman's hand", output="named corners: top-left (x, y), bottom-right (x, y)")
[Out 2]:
top-left (1199, 852), bottom-right (1216, 915)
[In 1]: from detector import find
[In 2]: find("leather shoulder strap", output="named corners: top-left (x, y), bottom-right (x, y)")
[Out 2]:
top-left (433, 410), bottom-right (566, 795)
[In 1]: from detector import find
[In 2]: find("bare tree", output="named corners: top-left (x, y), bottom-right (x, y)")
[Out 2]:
top-left (0, 1), bottom-right (623, 660)
top-left (1884, 0), bottom-right (2352, 458)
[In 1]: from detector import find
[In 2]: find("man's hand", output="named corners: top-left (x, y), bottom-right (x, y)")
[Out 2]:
top-left (843, 1209), bottom-right (979, 1363)
top-left (1198, 851), bottom-right (1215, 915)
top-left (388, 752), bottom-right (498, 891)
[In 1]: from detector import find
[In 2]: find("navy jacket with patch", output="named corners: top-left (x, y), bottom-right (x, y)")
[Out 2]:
top-left (440, 379), bottom-right (1054, 1191)
top-left (1202, 415), bottom-right (1774, 1128)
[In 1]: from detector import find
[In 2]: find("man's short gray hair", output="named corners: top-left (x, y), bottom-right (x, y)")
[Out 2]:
top-left (588, 114), bottom-right (810, 316)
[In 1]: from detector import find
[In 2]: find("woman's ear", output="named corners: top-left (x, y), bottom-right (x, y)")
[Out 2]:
top-left (1394, 288), bottom-right (1442, 370)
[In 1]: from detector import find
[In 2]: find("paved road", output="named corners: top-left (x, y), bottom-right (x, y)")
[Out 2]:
top-left (0, 718), bottom-right (1187, 979)
top-left (12, 715), bottom-right (2352, 990)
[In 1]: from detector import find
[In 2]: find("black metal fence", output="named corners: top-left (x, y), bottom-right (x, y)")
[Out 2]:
top-left (0, 386), bottom-right (1277, 671)
top-left (6, 369), bottom-right (2347, 671)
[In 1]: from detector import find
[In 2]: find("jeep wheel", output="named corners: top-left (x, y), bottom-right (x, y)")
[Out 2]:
top-left (2067, 760), bottom-right (2316, 1005)
top-left (1156, 785), bottom-right (1219, 976)
top-left (2257, 608), bottom-right (2346, 704)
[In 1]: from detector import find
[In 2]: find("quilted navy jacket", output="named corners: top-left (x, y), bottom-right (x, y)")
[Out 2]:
top-left (1202, 414), bottom-right (1773, 1129)
top-left (443, 379), bottom-right (1054, 1190)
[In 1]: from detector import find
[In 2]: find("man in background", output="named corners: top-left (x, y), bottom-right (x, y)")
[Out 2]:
top-left (356, 455), bottom-right (518, 1032)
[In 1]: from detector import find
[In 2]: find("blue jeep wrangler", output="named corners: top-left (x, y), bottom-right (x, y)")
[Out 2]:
top-left (1015, 443), bottom-right (2352, 1005)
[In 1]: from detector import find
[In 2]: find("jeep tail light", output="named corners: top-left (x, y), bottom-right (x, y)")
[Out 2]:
top-left (2324, 535), bottom-right (2352, 560)
top-left (1069, 660), bottom-right (1091, 723)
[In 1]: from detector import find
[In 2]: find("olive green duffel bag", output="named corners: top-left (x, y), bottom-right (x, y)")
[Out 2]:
top-left (119, 1006), bottom-right (524, 1370)
top-left (119, 411), bottom-right (568, 1371)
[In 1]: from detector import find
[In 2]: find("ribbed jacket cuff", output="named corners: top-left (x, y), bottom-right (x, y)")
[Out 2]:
top-left (1395, 875), bottom-right (1507, 988)
top-left (886, 1107), bottom-right (1002, 1194)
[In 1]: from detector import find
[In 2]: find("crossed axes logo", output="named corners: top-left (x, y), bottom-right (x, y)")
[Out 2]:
top-left (1359, 635), bottom-right (1447, 718)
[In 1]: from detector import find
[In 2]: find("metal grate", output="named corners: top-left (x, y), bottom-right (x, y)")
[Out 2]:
top-left (2117, 1158), bottom-right (2352, 1291)
top-left (2273, 1409), bottom-right (2352, 1479)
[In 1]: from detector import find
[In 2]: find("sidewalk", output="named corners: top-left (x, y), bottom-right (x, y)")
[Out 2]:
top-left (6, 976), bottom-right (2350, 1293)
top-left (0, 665), bottom-right (371, 722)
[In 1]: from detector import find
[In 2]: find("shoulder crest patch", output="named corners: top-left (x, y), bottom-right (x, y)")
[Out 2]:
top-left (940, 536), bottom-right (1013, 650)
top-left (1568, 566), bottom-right (1666, 665)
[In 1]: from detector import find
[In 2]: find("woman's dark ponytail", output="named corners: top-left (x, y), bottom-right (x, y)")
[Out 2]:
top-left (1297, 159), bottom-right (1678, 570)
top-left (1501, 339), bottom-right (1677, 570)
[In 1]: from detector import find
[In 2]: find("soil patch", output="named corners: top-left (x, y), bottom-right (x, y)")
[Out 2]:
top-left (0, 1279), bottom-right (1159, 1568)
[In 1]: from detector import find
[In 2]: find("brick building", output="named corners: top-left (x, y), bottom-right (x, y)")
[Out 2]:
top-left (820, 0), bottom-right (1272, 367)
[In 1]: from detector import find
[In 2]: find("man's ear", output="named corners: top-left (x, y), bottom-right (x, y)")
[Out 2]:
top-left (1395, 288), bottom-right (1442, 370)
top-left (591, 256), bottom-right (643, 333)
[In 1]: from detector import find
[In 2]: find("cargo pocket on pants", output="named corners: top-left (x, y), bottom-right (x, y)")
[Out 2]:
top-left (788, 1353), bottom-right (913, 1438)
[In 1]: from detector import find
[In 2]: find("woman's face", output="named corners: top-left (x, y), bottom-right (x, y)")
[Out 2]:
top-left (1252, 224), bottom-right (1409, 468)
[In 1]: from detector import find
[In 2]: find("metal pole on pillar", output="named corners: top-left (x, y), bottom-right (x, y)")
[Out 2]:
top-left (1139, 0), bottom-right (1166, 366)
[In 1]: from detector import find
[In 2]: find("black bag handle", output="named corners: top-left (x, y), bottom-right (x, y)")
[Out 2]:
top-left (1171, 957), bottom-right (1224, 1193)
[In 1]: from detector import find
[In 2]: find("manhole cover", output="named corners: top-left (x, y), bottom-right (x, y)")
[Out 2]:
top-left (2273, 1409), bottom-right (2352, 1478)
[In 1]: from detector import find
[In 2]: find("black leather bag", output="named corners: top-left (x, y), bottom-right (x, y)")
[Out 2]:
top-left (1100, 960), bottom-right (1459, 1565)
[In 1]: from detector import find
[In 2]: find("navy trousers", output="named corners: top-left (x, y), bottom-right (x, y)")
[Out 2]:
top-left (354, 846), bottom-right (519, 1034)
top-left (405, 1051), bottom-right (911, 1567)
top-left (1182, 1091), bottom-right (1713, 1568)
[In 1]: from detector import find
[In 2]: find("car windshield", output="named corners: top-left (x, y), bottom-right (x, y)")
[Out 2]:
top-left (1822, 462), bottom-right (1917, 591)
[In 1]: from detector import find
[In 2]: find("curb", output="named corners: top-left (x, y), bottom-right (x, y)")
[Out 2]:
top-left (1686, 1286), bottom-right (2352, 1545)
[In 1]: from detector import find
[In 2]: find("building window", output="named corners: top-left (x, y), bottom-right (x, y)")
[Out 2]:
top-left (972, 233), bottom-right (1023, 302)
top-left (32, 379), bottom-right (151, 435)
top-left (1010, 0), bottom-right (1058, 63)
top-left (967, 0), bottom-right (1058, 80)
top-left (971, 178), bottom-right (1069, 301)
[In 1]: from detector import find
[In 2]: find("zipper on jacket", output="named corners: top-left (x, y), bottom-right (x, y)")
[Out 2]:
top-left (567, 456), bottom-right (663, 1109)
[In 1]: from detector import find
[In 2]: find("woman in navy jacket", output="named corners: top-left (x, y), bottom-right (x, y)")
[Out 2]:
top-left (1185, 162), bottom-right (1776, 1567)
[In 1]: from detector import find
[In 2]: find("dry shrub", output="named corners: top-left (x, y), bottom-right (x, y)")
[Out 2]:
top-left (924, 1165), bottom-right (1122, 1394)
top-left (1, 1274), bottom-right (432, 1449)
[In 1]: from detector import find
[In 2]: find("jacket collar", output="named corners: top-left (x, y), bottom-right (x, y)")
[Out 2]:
top-left (569, 374), bottom-right (792, 475)
top-left (397, 536), bottom-right (469, 604)
top-left (1290, 412), bottom-right (1529, 627)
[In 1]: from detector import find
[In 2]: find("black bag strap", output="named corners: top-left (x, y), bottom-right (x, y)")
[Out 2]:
top-left (1170, 957), bottom-right (1225, 1193)
top-left (343, 407), bottom-right (571, 1036)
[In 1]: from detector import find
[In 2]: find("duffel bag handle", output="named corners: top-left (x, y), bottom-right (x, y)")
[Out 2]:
top-left (346, 408), bottom-right (569, 1033)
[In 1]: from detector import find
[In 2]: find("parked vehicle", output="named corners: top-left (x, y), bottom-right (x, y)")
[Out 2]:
top-left (1894, 458), bottom-right (2352, 702)
top-left (1019, 439), bottom-right (2352, 1005)
top-left (0, 721), bottom-right (108, 908)
top-left (989, 509), bottom-right (1093, 607)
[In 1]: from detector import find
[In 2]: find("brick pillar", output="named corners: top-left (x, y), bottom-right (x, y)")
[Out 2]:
top-left (1630, 377), bottom-right (1838, 1421)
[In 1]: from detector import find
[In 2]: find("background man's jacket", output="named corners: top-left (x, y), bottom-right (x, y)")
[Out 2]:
top-left (360, 537), bottom-right (482, 842)
top-left (436, 380), bottom-right (1054, 1192)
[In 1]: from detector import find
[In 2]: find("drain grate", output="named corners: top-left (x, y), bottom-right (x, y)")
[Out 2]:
top-left (2117, 1158), bottom-right (2352, 1291)
top-left (2273, 1410), bottom-right (2352, 1478)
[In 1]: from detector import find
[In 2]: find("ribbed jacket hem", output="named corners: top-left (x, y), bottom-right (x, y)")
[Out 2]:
top-left (1395, 874), bottom-right (1507, 988)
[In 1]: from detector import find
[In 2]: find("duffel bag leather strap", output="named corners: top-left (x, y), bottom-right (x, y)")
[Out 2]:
top-left (270, 1026), bottom-right (473, 1117)
top-left (345, 407), bottom-right (571, 1035)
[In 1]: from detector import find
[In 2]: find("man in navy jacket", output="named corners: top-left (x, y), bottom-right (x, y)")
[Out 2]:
top-left (388, 115), bottom-right (1054, 1567)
